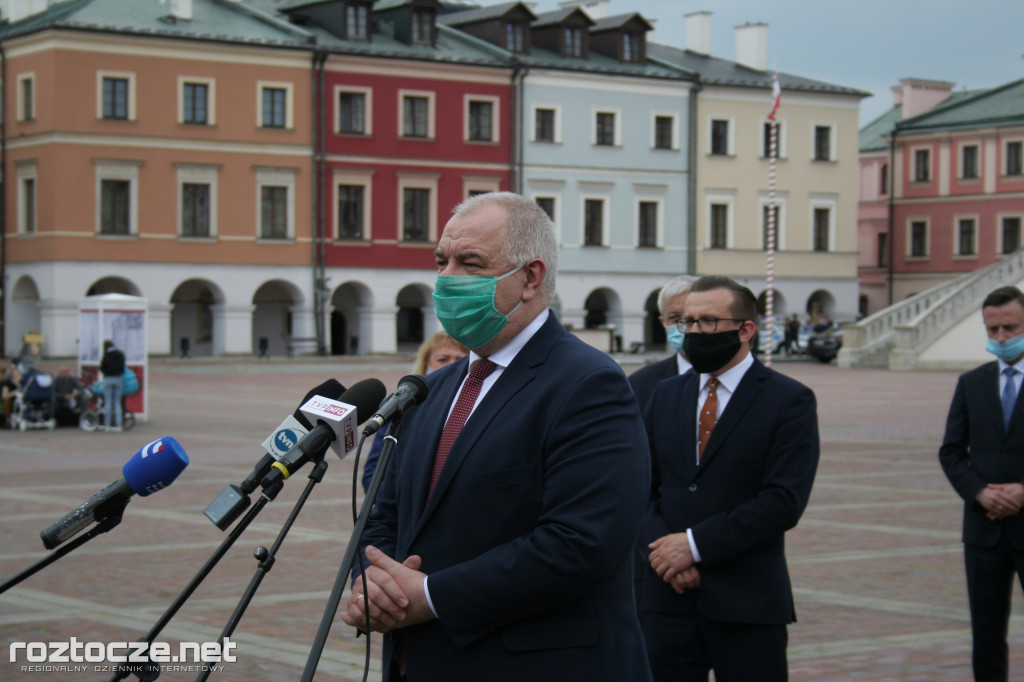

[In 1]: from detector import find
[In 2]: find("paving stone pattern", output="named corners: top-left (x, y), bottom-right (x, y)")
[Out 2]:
top-left (0, 357), bottom-right (1021, 681)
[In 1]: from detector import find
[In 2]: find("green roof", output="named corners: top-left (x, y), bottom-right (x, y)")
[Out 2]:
top-left (898, 79), bottom-right (1024, 132)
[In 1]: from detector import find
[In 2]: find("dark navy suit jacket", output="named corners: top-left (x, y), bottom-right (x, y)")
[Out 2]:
top-left (639, 358), bottom-right (819, 625)
top-left (939, 361), bottom-right (1024, 548)
top-left (362, 313), bottom-right (652, 681)
top-left (629, 354), bottom-right (680, 414)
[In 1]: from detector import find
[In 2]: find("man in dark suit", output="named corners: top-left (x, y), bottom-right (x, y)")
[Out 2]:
top-left (629, 275), bottom-right (696, 413)
top-left (638, 275), bottom-right (820, 682)
top-left (342, 192), bottom-right (652, 682)
top-left (939, 285), bottom-right (1024, 682)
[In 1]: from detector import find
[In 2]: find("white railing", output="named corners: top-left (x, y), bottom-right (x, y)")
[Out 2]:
top-left (839, 250), bottom-right (1024, 368)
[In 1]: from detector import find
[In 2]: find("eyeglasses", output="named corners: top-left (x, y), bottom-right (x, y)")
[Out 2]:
top-left (677, 317), bottom-right (748, 333)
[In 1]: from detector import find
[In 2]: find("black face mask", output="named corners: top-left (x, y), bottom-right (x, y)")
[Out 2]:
top-left (683, 329), bottom-right (742, 374)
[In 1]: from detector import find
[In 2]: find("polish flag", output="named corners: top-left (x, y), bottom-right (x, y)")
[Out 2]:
top-left (768, 73), bottom-right (781, 121)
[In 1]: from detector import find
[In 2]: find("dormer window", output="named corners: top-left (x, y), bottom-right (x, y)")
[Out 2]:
top-left (346, 3), bottom-right (369, 40)
top-left (412, 8), bottom-right (434, 45)
top-left (565, 26), bottom-right (584, 57)
top-left (506, 22), bottom-right (526, 52)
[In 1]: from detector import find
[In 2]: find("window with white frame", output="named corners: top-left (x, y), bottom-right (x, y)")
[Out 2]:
top-left (17, 162), bottom-right (36, 234)
top-left (955, 216), bottom-right (977, 257)
top-left (258, 81), bottom-right (293, 129)
top-left (334, 170), bottom-right (373, 241)
top-left (533, 105), bottom-right (559, 143)
top-left (535, 196), bottom-right (556, 222)
top-left (1006, 140), bottom-right (1023, 177)
top-left (812, 124), bottom-right (835, 162)
top-left (345, 2), bottom-right (370, 39)
top-left (960, 143), bottom-right (979, 180)
top-left (97, 71), bottom-right (135, 121)
top-left (913, 147), bottom-right (931, 183)
top-left (411, 8), bottom-right (435, 45)
top-left (462, 175), bottom-right (501, 199)
top-left (653, 113), bottom-right (677, 150)
top-left (908, 218), bottom-right (929, 258)
top-left (637, 200), bottom-right (660, 248)
top-left (706, 191), bottom-right (734, 249)
top-left (180, 77), bottom-right (215, 126)
top-left (336, 86), bottom-right (372, 136)
top-left (94, 160), bottom-right (140, 236)
top-left (594, 109), bottom-right (619, 147)
top-left (400, 90), bottom-right (435, 139)
top-left (810, 195), bottom-right (837, 252)
top-left (397, 173), bottom-right (438, 243)
top-left (762, 119), bottom-right (786, 159)
top-left (255, 167), bottom-right (296, 239)
top-left (709, 118), bottom-right (732, 156)
top-left (17, 73), bottom-right (34, 122)
top-left (1002, 216), bottom-right (1022, 254)
top-left (760, 197), bottom-right (786, 251)
top-left (583, 197), bottom-right (606, 246)
top-left (466, 96), bottom-right (499, 143)
top-left (564, 26), bottom-right (585, 57)
top-left (177, 164), bottom-right (218, 238)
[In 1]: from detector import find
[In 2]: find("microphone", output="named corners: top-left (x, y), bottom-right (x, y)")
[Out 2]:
top-left (40, 437), bottom-right (189, 550)
top-left (203, 381), bottom-right (340, 530)
top-left (259, 378), bottom-right (386, 489)
top-left (362, 374), bottom-right (429, 436)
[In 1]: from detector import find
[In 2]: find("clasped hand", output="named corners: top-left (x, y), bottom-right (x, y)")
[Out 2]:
top-left (979, 482), bottom-right (1024, 521)
top-left (341, 546), bottom-right (434, 633)
top-left (648, 533), bottom-right (701, 594)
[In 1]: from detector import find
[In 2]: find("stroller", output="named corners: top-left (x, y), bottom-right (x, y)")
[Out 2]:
top-left (80, 372), bottom-right (137, 432)
top-left (10, 367), bottom-right (57, 431)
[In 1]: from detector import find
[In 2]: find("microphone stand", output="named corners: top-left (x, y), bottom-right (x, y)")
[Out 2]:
top-left (194, 456), bottom-right (330, 682)
top-left (0, 498), bottom-right (129, 595)
top-left (108, 478), bottom-right (285, 682)
top-left (301, 419), bottom-right (401, 682)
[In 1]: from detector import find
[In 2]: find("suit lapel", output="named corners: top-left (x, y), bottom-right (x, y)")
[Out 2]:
top-left (410, 315), bottom-right (560, 541)
top-left (696, 360), bottom-right (767, 472)
top-left (676, 373), bottom-right (699, 480)
top-left (405, 359), bottom-right (467, 523)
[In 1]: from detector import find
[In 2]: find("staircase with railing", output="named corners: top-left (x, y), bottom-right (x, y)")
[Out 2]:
top-left (838, 250), bottom-right (1024, 369)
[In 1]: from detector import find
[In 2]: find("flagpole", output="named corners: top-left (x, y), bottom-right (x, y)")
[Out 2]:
top-left (764, 68), bottom-right (780, 368)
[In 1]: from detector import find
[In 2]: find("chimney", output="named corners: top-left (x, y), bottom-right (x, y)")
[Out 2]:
top-left (170, 0), bottom-right (192, 20)
top-left (735, 22), bottom-right (767, 72)
top-left (896, 78), bottom-right (955, 118)
top-left (684, 11), bottom-right (711, 56)
top-left (891, 85), bottom-right (903, 107)
top-left (558, 0), bottom-right (610, 19)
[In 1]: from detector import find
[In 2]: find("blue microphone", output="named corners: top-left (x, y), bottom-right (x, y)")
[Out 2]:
top-left (40, 436), bottom-right (189, 549)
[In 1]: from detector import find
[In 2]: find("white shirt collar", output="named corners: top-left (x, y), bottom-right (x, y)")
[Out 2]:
top-left (699, 350), bottom-right (754, 394)
top-left (676, 353), bottom-right (692, 375)
top-left (467, 308), bottom-right (549, 371)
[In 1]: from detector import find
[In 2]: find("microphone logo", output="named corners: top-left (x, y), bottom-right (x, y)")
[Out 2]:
top-left (140, 439), bottom-right (166, 458)
top-left (274, 429), bottom-right (300, 452)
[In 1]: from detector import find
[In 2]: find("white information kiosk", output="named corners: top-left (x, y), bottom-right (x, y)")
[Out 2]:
top-left (78, 294), bottom-right (149, 422)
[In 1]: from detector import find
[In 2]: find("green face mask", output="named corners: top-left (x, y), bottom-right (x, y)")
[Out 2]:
top-left (433, 265), bottom-right (524, 349)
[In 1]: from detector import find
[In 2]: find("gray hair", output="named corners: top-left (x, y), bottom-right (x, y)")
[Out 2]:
top-left (657, 276), bottom-right (697, 315)
top-left (452, 192), bottom-right (559, 303)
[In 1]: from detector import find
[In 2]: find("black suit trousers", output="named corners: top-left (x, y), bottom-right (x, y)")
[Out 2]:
top-left (966, 532), bottom-right (1024, 682)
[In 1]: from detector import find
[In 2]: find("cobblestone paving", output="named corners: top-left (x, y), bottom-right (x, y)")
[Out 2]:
top-left (0, 356), bottom-right (1021, 681)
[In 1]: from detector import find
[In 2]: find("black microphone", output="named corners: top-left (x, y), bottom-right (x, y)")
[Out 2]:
top-left (362, 374), bottom-right (429, 436)
top-left (41, 437), bottom-right (189, 549)
top-left (260, 378), bottom-right (386, 490)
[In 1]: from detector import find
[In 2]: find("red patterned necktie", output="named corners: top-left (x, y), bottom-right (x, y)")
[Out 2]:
top-left (428, 358), bottom-right (497, 497)
top-left (699, 377), bottom-right (719, 461)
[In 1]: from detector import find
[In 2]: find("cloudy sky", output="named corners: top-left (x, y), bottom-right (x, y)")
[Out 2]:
top-left (531, 0), bottom-right (1024, 125)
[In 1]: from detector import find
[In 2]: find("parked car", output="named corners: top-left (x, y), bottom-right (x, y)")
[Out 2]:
top-left (806, 327), bottom-right (843, 363)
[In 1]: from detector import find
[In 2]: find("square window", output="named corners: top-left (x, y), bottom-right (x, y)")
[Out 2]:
top-left (535, 108), bottom-right (555, 142)
top-left (654, 116), bottom-right (673, 150)
top-left (403, 96), bottom-right (429, 138)
top-left (536, 197), bottom-right (555, 220)
top-left (339, 92), bottom-right (365, 134)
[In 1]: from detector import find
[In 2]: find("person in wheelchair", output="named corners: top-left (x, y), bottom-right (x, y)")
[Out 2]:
top-left (53, 365), bottom-right (86, 426)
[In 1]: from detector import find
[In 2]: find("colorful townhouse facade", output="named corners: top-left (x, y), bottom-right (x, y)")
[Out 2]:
top-left (858, 77), bottom-right (1024, 315)
top-left (651, 12), bottom-right (868, 328)
top-left (1, 0), bottom-right (866, 358)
